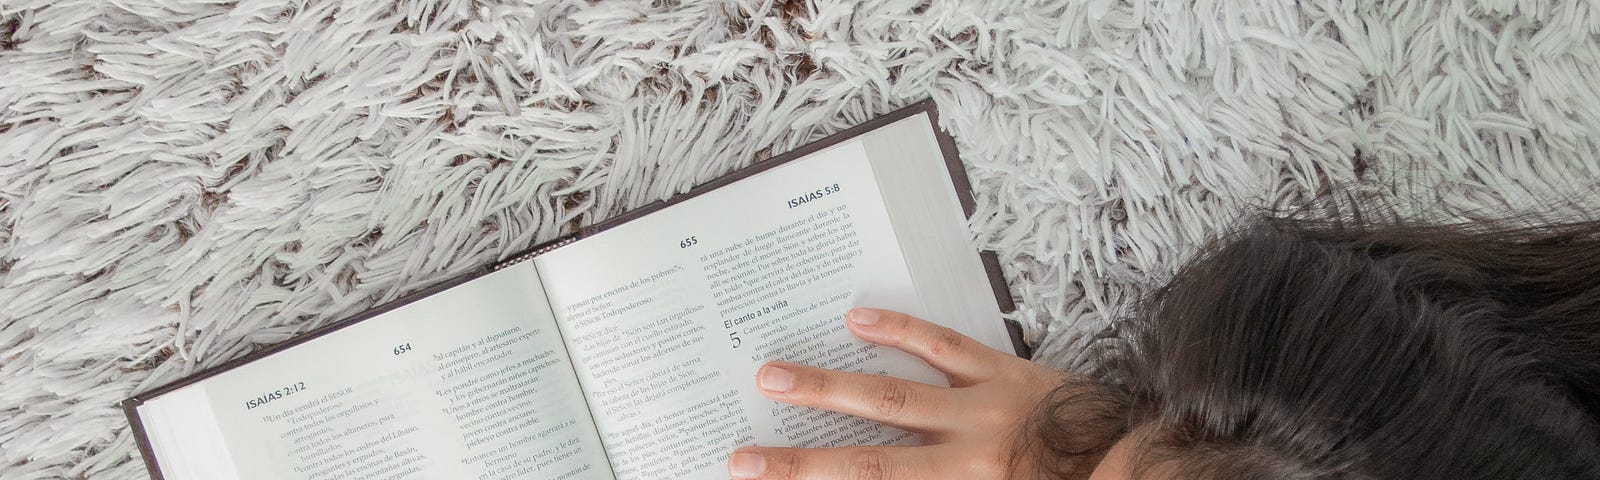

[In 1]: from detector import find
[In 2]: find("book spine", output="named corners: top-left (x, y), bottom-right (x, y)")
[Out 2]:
top-left (491, 237), bottom-right (578, 271)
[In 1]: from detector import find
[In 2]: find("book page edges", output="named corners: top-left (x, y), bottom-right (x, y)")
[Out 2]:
top-left (130, 384), bottom-right (241, 480)
top-left (921, 106), bottom-right (1030, 359)
top-left (121, 397), bottom-right (166, 480)
top-left (855, 111), bottom-right (1016, 356)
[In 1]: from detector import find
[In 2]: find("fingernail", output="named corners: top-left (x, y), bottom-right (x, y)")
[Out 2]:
top-left (729, 451), bottom-right (766, 478)
top-left (848, 309), bottom-right (879, 325)
top-left (758, 365), bottom-right (795, 392)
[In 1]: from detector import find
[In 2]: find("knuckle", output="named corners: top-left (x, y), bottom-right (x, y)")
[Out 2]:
top-left (800, 369), bottom-right (829, 396)
top-left (883, 311), bottom-right (920, 336)
top-left (771, 451), bottom-right (804, 480)
top-left (848, 450), bottom-right (892, 480)
top-left (871, 381), bottom-right (912, 418)
top-left (927, 328), bottom-right (966, 357)
top-left (881, 309), bottom-right (911, 328)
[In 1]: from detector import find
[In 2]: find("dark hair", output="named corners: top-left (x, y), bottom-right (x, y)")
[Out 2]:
top-left (1028, 211), bottom-right (1600, 479)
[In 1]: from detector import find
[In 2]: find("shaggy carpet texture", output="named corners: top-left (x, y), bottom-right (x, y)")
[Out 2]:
top-left (3, 0), bottom-right (1599, 478)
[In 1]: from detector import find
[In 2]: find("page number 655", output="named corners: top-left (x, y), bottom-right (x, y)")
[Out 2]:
top-left (679, 236), bottom-right (698, 248)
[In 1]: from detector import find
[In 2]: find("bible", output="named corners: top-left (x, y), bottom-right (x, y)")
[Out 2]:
top-left (122, 100), bottom-right (1027, 480)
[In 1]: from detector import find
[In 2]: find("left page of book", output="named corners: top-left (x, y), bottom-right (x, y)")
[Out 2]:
top-left (132, 262), bottom-right (614, 480)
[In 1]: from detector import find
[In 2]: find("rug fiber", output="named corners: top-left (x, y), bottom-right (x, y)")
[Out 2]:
top-left (2, 0), bottom-right (1599, 478)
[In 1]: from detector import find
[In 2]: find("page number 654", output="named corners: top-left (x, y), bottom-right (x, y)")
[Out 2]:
top-left (679, 236), bottom-right (698, 248)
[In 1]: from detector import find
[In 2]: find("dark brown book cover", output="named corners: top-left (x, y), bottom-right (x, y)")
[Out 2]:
top-left (120, 99), bottom-right (1026, 480)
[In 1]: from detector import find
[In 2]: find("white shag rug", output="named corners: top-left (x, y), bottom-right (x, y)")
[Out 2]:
top-left (3, 1), bottom-right (1599, 478)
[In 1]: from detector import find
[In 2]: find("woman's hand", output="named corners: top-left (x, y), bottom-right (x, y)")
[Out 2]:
top-left (727, 308), bottom-right (1066, 480)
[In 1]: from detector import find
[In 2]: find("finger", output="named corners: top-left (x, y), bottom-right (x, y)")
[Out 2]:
top-left (756, 362), bottom-right (954, 433)
top-left (728, 445), bottom-right (938, 480)
top-left (846, 308), bottom-right (1008, 385)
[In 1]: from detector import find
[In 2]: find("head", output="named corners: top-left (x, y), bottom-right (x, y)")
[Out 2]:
top-left (1029, 212), bottom-right (1600, 479)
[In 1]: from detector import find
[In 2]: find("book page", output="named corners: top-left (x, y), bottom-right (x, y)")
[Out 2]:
top-left (135, 263), bottom-right (614, 480)
top-left (536, 137), bottom-right (1004, 479)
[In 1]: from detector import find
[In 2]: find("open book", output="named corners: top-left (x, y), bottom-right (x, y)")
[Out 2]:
top-left (122, 100), bottom-right (1027, 480)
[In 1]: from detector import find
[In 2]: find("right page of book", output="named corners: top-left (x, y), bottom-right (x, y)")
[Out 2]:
top-left (534, 111), bottom-right (1011, 480)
